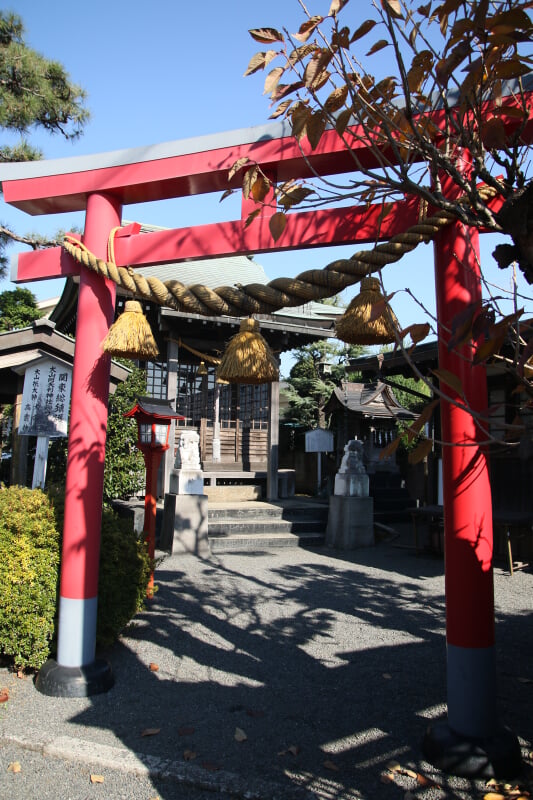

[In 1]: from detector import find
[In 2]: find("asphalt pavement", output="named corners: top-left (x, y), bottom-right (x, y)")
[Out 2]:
top-left (1, 533), bottom-right (532, 800)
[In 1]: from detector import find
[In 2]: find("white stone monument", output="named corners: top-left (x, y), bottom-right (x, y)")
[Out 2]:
top-left (326, 439), bottom-right (374, 549)
top-left (169, 430), bottom-right (204, 495)
top-left (161, 430), bottom-right (209, 556)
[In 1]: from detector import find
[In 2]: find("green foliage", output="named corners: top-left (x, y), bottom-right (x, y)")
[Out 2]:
top-left (0, 486), bottom-right (150, 670)
top-left (282, 340), bottom-right (364, 429)
top-left (103, 366), bottom-right (147, 503)
top-left (0, 12), bottom-right (88, 154)
top-left (97, 509), bottom-right (151, 646)
top-left (0, 487), bottom-right (60, 669)
top-left (48, 367), bottom-right (147, 501)
top-left (49, 488), bottom-right (151, 648)
top-left (0, 287), bottom-right (42, 331)
top-left (388, 373), bottom-right (432, 413)
top-left (0, 11), bottom-right (89, 276)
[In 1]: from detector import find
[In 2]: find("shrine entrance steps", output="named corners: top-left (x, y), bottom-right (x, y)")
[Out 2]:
top-left (207, 497), bottom-right (328, 553)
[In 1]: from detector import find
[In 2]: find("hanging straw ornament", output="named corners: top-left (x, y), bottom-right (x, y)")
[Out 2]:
top-left (100, 227), bottom-right (160, 359)
top-left (216, 318), bottom-right (279, 384)
top-left (101, 300), bottom-right (160, 359)
top-left (335, 276), bottom-right (399, 346)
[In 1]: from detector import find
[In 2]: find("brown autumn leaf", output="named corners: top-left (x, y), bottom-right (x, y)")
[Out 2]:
top-left (379, 436), bottom-right (401, 460)
top-left (323, 759), bottom-right (340, 771)
top-left (201, 761), bottom-right (221, 772)
top-left (149, 662), bottom-right (159, 672)
top-left (366, 39), bottom-right (389, 57)
top-left (408, 438), bottom-right (433, 465)
top-left (269, 212), bottom-right (287, 242)
top-left (251, 173), bottom-right (271, 203)
top-left (0, 688), bottom-right (9, 703)
top-left (7, 761), bottom-right (21, 773)
top-left (90, 774), bottom-right (105, 784)
top-left (234, 727), bottom-right (248, 742)
top-left (403, 767), bottom-right (418, 779)
top-left (416, 772), bottom-right (441, 787)
top-left (264, 66), bottom-right (284, 96)
top-left (244, 50), bottom-right (278, 77)
top-left (482, 793), bottom-right (506, 800)
top-left (293, 16), bottom-right (323, 43)
top-left (382, 0), bottom-right (403, 18)
top-left (350, 19), bottom-right (377, 42)
top-left (141, 728), bottom-right (161, 737)
top-left (249, 28), bottom-right (284, 45)
top-left (432, 368), bottom-right (463, 396)
top-left (183, 749), bottom-right (197, 761)
top-left (228, 157), bottom-right (250, 181)
top-left (178, 725), bottom-right (196, 735)
top-left (481, 118), bottom-right (507, 150)
top-left (246, 708), bottom-right (265, 718)
top-left (278, 744), bottom-right (301, 756)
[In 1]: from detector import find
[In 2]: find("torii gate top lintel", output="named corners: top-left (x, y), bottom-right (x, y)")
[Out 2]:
top-left (0, 117), bottom-right (363, 216)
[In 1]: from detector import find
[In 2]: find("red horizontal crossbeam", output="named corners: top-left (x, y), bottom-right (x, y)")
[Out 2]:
top-left (3, 93), bottom-right (531, 217)
top-left (14, 191), bottom-right (505, 282)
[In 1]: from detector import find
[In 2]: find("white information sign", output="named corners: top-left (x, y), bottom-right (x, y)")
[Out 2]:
top-left (19, 359), bottom-right (72, 438)
top-left (305, 428), bottom-right (334, 453)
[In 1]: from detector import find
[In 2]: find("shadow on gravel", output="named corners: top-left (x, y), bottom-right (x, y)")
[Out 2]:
top-left (68, 546), bottom-right (533, 800)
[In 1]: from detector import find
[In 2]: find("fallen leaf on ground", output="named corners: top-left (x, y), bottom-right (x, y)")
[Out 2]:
top-left (323, 759), bottom-right (340, 771)
top-left (0, 689), bottom-right (9, 703)
top-left (278, 745), bottom-right (300, 757)
top-left (7, 761), bottom-right (21, 773)
top-left (403, 767), bottom-right (418, 779)
top-left (183, 749), bottom-right (197, 760)
top-left (386, 760), bottom-right (401, 772)
top-left (141, 728), bottom-right (161, 737)
top-left (16, 670), bottom-right (24, 679)
top-left (234, 727), bottom-right (248, 742)
top-left (246, 708), bottom-right (265, 718)
top-left (201, 761), bottom-right (220, 772)
top-left (483, 793), bottom-right (506, 800)
top-left (90, 774), bottom-right (104, 783)
top-left (149, 662), bottom-right (159, 672)
top-left (178, 726), bottom-right (195, 736)
top-left (416, 772), bottom-right (441, 788)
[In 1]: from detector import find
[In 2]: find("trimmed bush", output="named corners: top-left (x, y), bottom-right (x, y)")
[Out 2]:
top-left (0, 486), bottom-right (151, 670)
top-left (96, 508), bottom-right (151, 647)
top-left (0, 487), bottom-right (60, 670)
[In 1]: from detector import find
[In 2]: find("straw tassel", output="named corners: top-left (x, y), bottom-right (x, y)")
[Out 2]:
top-left (101, 300), bottom-right (160, 359)
top-left (335, 276), bottom-right (399, 345)
top-left (216, 318), bottom-right (279, 384)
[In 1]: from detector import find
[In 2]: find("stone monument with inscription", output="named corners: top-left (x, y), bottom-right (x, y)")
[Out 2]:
top-left (326, 439), bottom-right (374, 549)
top-left (161, 430), bottom-right (209, 556)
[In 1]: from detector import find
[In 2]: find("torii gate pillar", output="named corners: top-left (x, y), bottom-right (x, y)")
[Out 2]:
top-left (422, 210), bottom-right (521, 776)
top-left (36, 192), bottom-right (121, 697)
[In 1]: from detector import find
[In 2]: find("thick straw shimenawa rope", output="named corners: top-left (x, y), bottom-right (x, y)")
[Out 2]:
top-left (62, 187), bottom-right (498, 317)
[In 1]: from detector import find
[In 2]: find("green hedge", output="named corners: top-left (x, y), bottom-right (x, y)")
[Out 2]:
top-left (0, 486), bottom-right (151, 670)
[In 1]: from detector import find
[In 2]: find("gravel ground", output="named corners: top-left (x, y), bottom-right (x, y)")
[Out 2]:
top-left (1, 538), bottom-right (532, 800)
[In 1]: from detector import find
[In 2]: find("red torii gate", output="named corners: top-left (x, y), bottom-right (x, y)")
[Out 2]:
top-left (1, 112), bottom-right (527, 775)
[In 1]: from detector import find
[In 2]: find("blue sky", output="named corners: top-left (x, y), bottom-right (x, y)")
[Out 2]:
top-left (2, 0), bottom-right (531, 369)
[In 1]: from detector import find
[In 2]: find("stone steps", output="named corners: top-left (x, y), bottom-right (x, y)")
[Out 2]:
top-left (207, 499), bottom-right (328, 552)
